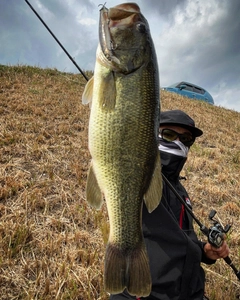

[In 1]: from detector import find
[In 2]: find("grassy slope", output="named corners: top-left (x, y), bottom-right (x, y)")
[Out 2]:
top-left (0, 65), bottom-right (239, 299)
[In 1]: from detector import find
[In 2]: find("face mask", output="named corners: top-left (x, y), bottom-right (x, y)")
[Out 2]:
top-left (158, 137), bottom-right (188, 179)
top-left (158, 136), bottom-right (189, 157)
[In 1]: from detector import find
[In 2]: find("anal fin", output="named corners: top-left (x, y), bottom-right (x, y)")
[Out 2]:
top-left (144, 152), bottom-right (162, 213)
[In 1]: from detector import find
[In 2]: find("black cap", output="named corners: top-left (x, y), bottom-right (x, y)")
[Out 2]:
top-left (160, 109), bottom-right (203, 137)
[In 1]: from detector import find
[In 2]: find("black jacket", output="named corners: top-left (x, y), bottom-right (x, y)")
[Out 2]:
top-left (141, 177), bottom-right (215, 300)
top-left (110, 153), bottom-right (215, 300)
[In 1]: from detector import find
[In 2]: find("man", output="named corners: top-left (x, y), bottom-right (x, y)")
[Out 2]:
top-left (110, 109), bottom-right (229, 300)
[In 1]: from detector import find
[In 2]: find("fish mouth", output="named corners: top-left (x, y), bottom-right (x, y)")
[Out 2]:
top-left (98, 5), bottom-right (115, 63)
top-left (98, 3), bottom-right (141, 68)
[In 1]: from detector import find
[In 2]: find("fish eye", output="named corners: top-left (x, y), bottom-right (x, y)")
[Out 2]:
top-left (136, 23), bottom-right (146, 33)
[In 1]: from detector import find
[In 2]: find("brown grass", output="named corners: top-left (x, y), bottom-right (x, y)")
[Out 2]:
top-left (0, 65), bottom-right (239, 299)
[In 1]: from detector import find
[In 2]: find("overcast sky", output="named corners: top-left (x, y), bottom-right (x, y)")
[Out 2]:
top-left (1, 0), bottom-right (240, 112)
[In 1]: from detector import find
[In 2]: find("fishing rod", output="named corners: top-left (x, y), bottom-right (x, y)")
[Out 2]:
top-left (25, 0), bottom-right (89, 81)
top-left (162, 173), bottom-right (240, 281)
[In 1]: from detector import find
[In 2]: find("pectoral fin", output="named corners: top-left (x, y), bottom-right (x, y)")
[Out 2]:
top-left (144, 152), bottom-right (162, 213)
top-left (98, 71), bottom-right (116, 110)
top-left (86, 162), bottom-right (103, 209)
top-left (82, 76), bottom-right (94, 107)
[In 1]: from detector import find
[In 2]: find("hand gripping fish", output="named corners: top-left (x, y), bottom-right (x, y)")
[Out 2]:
top-left (82, 3), bottom-right (162, 297)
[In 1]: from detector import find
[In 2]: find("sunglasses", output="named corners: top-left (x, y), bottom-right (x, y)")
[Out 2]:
top-left (160, 128), bottom-right (195, 147)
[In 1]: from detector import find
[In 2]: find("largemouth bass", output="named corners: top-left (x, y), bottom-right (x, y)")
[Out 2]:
top-left (82, 3), bottom-right (162, 297)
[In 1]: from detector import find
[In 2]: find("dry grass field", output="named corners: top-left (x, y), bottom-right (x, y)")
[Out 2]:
top-left (0, 65), bottom-right (239, 299)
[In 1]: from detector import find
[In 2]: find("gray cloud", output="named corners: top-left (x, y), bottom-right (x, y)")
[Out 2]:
top-left (139, 0), bottom-right (188, 18)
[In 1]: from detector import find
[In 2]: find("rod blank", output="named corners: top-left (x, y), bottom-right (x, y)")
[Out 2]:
top-left (25, 0), bottom-right (89, 81)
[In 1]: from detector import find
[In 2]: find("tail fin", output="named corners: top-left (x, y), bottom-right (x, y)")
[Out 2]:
top-left (104, 244), bottom-right (127, 294)
top-left (104, 242), bottom-right (152, 297)
top-left (127, 244), bottom-right (152, 297)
